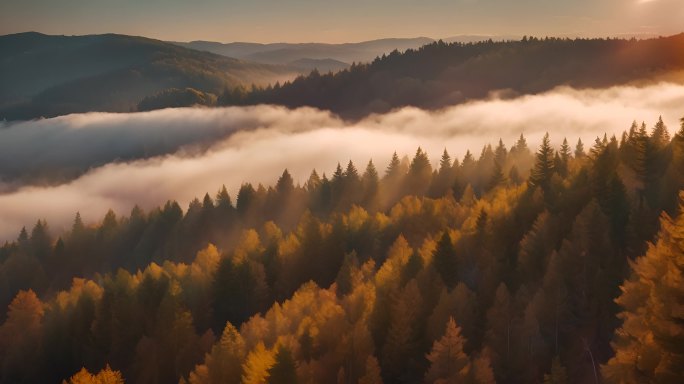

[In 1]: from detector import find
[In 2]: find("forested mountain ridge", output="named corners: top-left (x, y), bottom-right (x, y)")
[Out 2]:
top-left (0, 32), bottom-right (301, 120)
top-left (219, 34), bottom-right (684, 119)
top-left (1, 116), bottom-right (683, 383)
top-left (173, 37), bottom-right (435, 68)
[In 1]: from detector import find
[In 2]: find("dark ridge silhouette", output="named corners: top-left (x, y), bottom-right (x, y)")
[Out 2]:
top-left (218, 34), bottom-right (684, 119)
top-left (0, 32), bottom-right (302, 120)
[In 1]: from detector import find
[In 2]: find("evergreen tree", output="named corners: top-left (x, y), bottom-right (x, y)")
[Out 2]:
top-left (384, 152), bottom-right (402, 180)
top-left (362, 160), bottom-right (380, 210)
top-left (602, 193), bottom-right (684, 383)
top-left (487, 161), bottom-right (506, 191)
top-left (236, 183), bottom-right (256, 217)
top-left (242, 343), bottom-right (275, 384)
top-left (267, 345), bottom-right (298, 384)
top-left (276, 169), bottom-right (295, 197)
top-left (425, 317), bottom-right (470, 383)
top-left (433, 232), bottom-right (458, 288)
top-left (405, 147), bottom-right (432, 196)
top-left (574, 138), bottom-right (585, 158)
top-left (529, 133), bottom-right (555, 190)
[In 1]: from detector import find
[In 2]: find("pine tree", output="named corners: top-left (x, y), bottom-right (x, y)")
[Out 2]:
top-left (433, 232), bottom-right (458, 288)
top-left (559, 138), bottom-right (571, 162)
top-left (650, 115), bottom-right (670, 149)
top-left (405, 147), bottom-right (432, 196)
top-left (430, 149), bottom-right (455, 197)
top-left (602, 192), bottom-right (684, 383)
top-left (236, 183), bottom-right (256, 217)
top-left (495, 139), bottom-right (508, 166)
top-left (425, 317), bottom-right (470, 383)
top-left (267, 345), bottom-right (298, 384)
top-left (195, 322), bottom-right (245, 384)
top-left (529, 133), bottom-right (555, 190)
top-left (306, 169), bottom-right (321, 192)
top-left (574, 138), bottom-right (585, 158)
top-left (242, 343), bottom-right (275, 384)
top-left (384, 152), bottom-right (402, 180)
top-left (487, 160), bottom-right (506, 191)
top-left (362, 160), bottom-right (380, 210)
top-left (276, 169), bottom-right (295, 197)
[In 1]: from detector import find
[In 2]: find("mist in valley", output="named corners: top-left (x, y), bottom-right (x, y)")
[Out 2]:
top-left (1, 82), bottom-right (682, 241)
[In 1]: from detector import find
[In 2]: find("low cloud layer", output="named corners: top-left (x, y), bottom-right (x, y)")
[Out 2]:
top-left (1, 82), bottom-right (683, 240)
top-left (0, 105), bottom-right (338, 187)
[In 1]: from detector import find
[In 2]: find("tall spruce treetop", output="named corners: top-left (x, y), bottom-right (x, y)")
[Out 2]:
top-left (363, 160), bottom-right (379, 182)
top-left (425, 317), bottom-right (470, 383)
top-left (559, 138), bottom-right (571, 162)
top-left (574, 138), bottom-right (585, 158)
top-left (495, 138), bottom-right (508, 165)
top-left (529, 133), bottom-right (555, 190)
top-left (439, 149), bottom-right (452, 174)
top-left (433, 231), bottom-right (458, 288)
top-left (409, 147), bottom-right (431, 176)
top-left (306, 169), bottom-right (321, 192)
top-left (651, 115), bottom-right (670, 149)
top-left (276, 169), bottom-right (295, 196)
top-left (385, 152), bottom-right (402, 180)
top-left (512, 133), bottom-right (529, 155)
top-left (216, 185), bottom-right (234, 209)
top-left (345, 160), bottom-right (360, 182)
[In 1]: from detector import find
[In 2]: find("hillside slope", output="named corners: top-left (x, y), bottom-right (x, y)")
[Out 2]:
top-left (174, 37), bottom-right (434, 67)
top-left (0, 32), bottom-right (301, 120)
top-left (219, 34), bottom-right (684, 119)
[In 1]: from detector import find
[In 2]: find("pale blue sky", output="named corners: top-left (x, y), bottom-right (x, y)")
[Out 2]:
top-left (1, 0), bottom-right (681, 42)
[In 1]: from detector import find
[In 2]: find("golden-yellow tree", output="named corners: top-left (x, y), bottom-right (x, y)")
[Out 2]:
top-left (602, 192), bottom-right (684, 383)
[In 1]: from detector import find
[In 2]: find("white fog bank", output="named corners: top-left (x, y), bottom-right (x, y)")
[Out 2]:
top-left (0, 82), bottom-right (682, 240)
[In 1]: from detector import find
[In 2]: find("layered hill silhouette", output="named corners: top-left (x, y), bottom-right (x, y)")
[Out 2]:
top-left (173, 37), bottom-right (434, 70)
top-left (219, 34), bottom-right (684, 119)
top-left (0, 32), bottom-right (301, 120)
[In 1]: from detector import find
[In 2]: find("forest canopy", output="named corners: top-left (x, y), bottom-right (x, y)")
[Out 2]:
top-left (218, 34), bottom-right (684, 119)
top-left (1, 116), bottom-right (683, 383)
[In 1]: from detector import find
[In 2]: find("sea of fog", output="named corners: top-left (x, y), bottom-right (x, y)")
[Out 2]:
top-left (1, 82), bottom-right (683, 241)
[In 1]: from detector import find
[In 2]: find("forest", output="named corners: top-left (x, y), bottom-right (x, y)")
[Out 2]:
top-left (218, 34), bottom-right (684, 119)
top-left (1, 116), bottom-right (683, 384)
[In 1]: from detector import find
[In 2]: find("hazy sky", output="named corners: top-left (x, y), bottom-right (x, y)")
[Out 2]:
top-left (1, 0), bottom-right (682, 42)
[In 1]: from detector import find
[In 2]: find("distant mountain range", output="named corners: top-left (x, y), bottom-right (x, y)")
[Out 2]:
top-left (0, 32), bottom-right (302, 120)
top-left (4, 32), bottom-right (680, 121)
top-left (172, 36), bottom-right (519, 71)
top-left (217, 34), bottom-right (684, 119)
top-left (172, 37), bottom-right (434, 69)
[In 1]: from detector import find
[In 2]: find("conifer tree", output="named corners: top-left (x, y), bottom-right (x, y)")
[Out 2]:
top-left (602, 192), bottom-right (684, 383)
top-left (487, 160), bottom-right (506, 191)
top-left (529, 133), bottom-right (555, 190)
top-left (276, 169), bottom-right (295, 197)
top-left (425, 317), bottom-right (470, 383)
top-left (362, 160), bottom-right (380, 210)
top-left (574, 138), bottom-right (585, 158)
top-left (267, 345), bottom-right (298, 384)
top-left (191, 322), bottom-right (245, 384)
top-left (384, 152), bottom-right (401, 180)
top-left (433, 232), bottom-right (458, 288)
top-left (242, 343), bottom-right (275, 384)
top-left (405, 147), bottom-right (432, 196)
